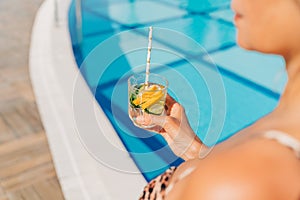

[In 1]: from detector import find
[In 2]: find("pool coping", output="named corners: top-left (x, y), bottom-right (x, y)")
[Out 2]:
top-left (29, 0), bottom-right (146, 199)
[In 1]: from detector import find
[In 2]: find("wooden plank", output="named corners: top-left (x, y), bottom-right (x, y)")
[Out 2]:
top-left (0, 153), bottom-right (52, 178)
top-left (0, 136), bottom-right (50, 174)
top-left (0, 133), bottom-right (46, 157)
top-left (3, 194), bottom-right (21, 200)
top-left (0, 116), bottom-right (15, 144)
top-left (48, 178), bottom-right (63, 193)
top-left (17, 186), bottom-right (42, 200)
top-left (0, 135), bottom-right (50, 176)
top-left (0, 195), bottom-right (9, 200)
top-left (33, 179), bottom-right (65, 200)
top-left (1, 109), bottom-right (33, 137)
top-left (2, 179), bottom-right (65, 200)
top-left (0, 85), bottom-right (19, 107)
top-left (1, 162), bottom-right (57, 192)
top-left (0, 187), bottom-right (8, 200)
top-left (13, 81), bottom-right (36, 102)
top-left (15, 102), bottom-right (43, 133)
top-left (0, 148), bottom-right (49, 171)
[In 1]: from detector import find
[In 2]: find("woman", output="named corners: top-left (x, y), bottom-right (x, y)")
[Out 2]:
top-left (137, 0), bottom-right (300, 199)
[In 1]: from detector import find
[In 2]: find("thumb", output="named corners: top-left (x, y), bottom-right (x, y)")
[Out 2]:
top-left (136, 115), bottom-right (180, 138)
top-left (149, 115), bottom-right (167, 127)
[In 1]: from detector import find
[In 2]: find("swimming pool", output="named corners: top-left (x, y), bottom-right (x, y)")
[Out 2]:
top-left (68, 0), bottom-right (287, 181)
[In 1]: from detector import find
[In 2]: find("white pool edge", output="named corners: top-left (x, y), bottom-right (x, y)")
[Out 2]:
top-left (29, 0), bottom-right (147, 199)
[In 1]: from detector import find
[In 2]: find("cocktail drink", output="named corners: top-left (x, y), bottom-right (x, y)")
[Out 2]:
top-left (128, 73), bottom-right (168, 128)
top-left (128, 27), bottom-right (167, 128)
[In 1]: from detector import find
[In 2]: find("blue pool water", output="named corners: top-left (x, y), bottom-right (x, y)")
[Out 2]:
top-left (68, 0), bottom-right (287, 181)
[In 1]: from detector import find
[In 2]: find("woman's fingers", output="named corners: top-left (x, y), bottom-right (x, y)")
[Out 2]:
top-left (169, 103), bottom-right (183, 121)
top-left (136, 114), bottom-right (165, 127)
top-left (135, 113), bottom-right (152, 126)
top-left (151, 115), bottom-right (181, 140)
top-left (165, 94), bottom-right (177, 115)
top-left (165, 94), bottom-right (177, 106)
top-left (145, 125), bottom-right (166, 134)
top-left (165, 94), bottom-right (184, 121)
top-left (136, 115), bottom-right (180, 138)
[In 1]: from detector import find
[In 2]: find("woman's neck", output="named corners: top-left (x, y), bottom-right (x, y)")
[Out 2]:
top-left (279, 53), bottom-right (300, 107)
top-left (262, 53), bottom-right (300, 140)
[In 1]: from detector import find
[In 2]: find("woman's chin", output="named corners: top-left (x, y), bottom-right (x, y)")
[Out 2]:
top-left (237, 39), bottom-right (280, 55)
top-left (236, 37), bottom-right (252, 51)
top-left (236, 35), bottom-right (259, 51)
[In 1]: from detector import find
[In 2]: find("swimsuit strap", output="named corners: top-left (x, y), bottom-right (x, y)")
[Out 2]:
top-left (264, 130), bottom-right (300, 159)
top-left (165, 166), bottom-right (196, 195)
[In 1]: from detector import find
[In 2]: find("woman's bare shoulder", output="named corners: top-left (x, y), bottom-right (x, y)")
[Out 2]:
top-left (171, 138), bottom-right (300, 200)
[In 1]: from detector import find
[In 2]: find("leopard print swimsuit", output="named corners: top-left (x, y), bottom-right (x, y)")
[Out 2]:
top-left (139, 167), bottom-right (177, 200)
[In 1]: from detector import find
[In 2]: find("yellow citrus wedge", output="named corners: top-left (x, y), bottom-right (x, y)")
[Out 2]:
top-left (140, 91), bottom-right (164, 109)
top-left (132, 84), bottom-right (163, 106)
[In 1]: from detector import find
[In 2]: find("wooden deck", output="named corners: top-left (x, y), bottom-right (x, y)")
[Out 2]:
top-left (0, 0), bottom-right (64, 199)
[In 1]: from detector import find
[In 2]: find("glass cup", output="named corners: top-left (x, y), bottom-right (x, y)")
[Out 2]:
top-left (128, 73), bottom-right (168, 128)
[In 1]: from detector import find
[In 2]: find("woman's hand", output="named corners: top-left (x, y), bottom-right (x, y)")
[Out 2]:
top-left (136, 94), bottom-right (203, 161)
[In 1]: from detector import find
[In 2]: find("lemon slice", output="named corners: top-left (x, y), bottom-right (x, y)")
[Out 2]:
top-left (132, 84), bottom-right (163, 106)
top-left (140, 91), bottom-right (163, 110)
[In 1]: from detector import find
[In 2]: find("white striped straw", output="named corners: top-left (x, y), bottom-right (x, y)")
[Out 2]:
top-left (145, 26), bottom-right (153, 87)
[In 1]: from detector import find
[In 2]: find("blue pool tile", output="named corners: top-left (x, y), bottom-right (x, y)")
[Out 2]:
top-left (87, 0), bottom-right (187, 27)
top-left (167, 61), bottom-right (279, 145)
top-left (162, 0), bottom-right (230, 12)
top-left (148, 16), bottom-right (236, 56)
top-left (80, 31), bottom-right (117, 59)
top-left (82, 0), bottom-right (123, 8)
top-left (159, 0), bottom-right (190, 7)
top-left (206, 46), bottom-right (287, 94)
top-left (209, 8), bottom-right (235, 24)
top-left (82, 10), bottom-right (122, 36)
